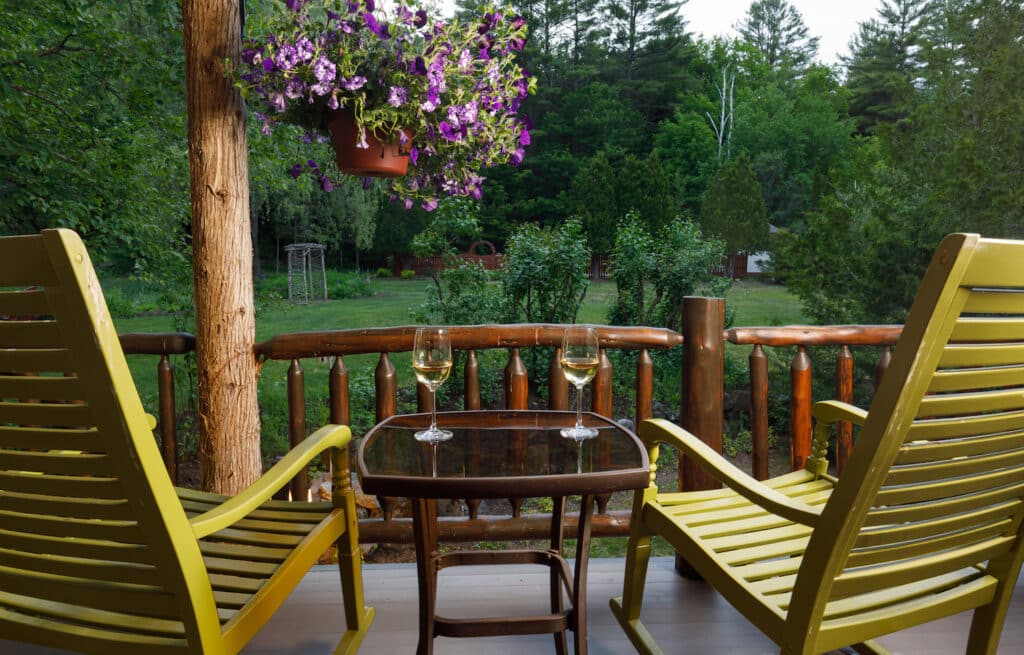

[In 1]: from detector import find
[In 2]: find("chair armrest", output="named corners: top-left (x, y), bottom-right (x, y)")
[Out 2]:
top-left (190, 424), bottom-right (352, 539)
top-left (640, 419), bottom-right (822, 527)
top-left (812, 400), bottom-right (867, 427)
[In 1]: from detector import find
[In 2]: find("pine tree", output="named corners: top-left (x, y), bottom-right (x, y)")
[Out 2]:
top-left (699, 153), bottom-right (769, 255)
top-left (736, 0), bottom-right (819, 71)
top-left (843, 0), bottom-right (932, 135)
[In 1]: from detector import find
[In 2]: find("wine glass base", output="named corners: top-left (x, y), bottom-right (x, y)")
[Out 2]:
top-left (560, 426), bottom-right (599, 441)
top-left (414, 427), bottom-right (453, 443)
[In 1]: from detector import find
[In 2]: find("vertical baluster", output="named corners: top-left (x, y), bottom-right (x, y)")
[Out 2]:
top-left (835, 345), bottom-right (854, 474)
top-left (875, 346), bottom-right (892, 391)
top-left (157, 354), bottom-right (177, 484)
top-left (329, 356), bottom-right (351, 495)
top-left (505, 347), bottom-right (527, 516)
top-left (790, 346), bottom-right (812, 471)
top-left (635, 348), bottom-right (653, 423)
top-left (464, 349), bottom-right (480, 410)
top-left (375, 352), bottom-right (397, 422)
top-left (374, 352), bottom-right (397, 520)
top-left (505, 347), bottom-right (528, 409)
top-left (287, 358), bottom-right (308, 501)
top-left (749, 344), bottom-right (769, 481)
top-left (591, 348), bottom-right (613, 417)
top-left (464, 350), bottom-right (481, 519)
top-left (592, 348), bottom-right (613, 513)
top-left (549, 347), bottom-right (568, 410)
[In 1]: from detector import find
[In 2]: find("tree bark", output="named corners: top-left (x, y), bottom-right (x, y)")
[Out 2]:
top-left (182, 0), bottom-right (261, 494)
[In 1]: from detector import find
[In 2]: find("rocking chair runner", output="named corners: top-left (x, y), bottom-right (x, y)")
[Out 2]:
top-left (0, 229), bottom-right (374, 654)
top-left (612, 233), bottom-right (1024, 655)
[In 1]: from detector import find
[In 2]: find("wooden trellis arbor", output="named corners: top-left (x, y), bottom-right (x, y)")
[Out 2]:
top-left (285, 243), bottom-right (328, 304)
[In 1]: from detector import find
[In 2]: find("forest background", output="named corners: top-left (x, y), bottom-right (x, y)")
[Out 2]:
top-left (2, 0), bottom-right (1023, 328)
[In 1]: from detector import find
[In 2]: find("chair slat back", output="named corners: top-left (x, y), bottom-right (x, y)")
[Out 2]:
top-left (793, 234), bottom-right (1024, 624)
top-left (0, 230), bottom-right (213, 652)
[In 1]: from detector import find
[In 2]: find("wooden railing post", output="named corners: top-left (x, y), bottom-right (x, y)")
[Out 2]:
top-left (287, 358), bottom-right (308, 500)
top-left (790, 346), bottom-right (812, 471)
top-left (749, 344), bottom-right (769, 481)
top-left (679, 297), bottom-right (725, 490)
top-left (678, 297), bottom-right (724, 577)
top-left (157, 355), bottom-right (177, 484)
top-left (835, 345), bottom-right (854, 473)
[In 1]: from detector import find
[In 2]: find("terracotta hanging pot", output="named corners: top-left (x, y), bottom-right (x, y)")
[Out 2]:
top-left (325, 110), bottom-right (411, 178)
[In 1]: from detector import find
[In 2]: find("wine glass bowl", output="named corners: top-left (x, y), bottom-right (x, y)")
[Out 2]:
top-left (413, 327), bottom-right (453, 444)
top-left (560, 326), bottom-right (600, 450)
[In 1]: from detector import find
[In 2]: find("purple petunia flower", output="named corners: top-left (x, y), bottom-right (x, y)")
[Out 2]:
top-left (289, 163), bottom-right (303, 179)
top-left (519, 128), bottom-right (531, 146)
top-left (320, 175), bottom-right (334, 192)
top-left (274, 44), bottom-right (300, 70)
top-left (422, 198), bottom-right (438, 212)
top-left (409, 146), bottom-right (419, 165)
top-left (341, 76), bottom-right (367, 90)
top-left (286, 0), bottom-right (304, 12)
top-left (439, 121), bottom-right (460, 142)
top-left (387, 86), bottom-right (408, 107)
top-left (313, 56), bottom-right (336, 84)
top-left (327, 94), bottom-right (340, 110)
top-left (414, 9), bottom-right (428, 27)
top-left (285, 79), bottom-right (306, 99)
top-left (364, 13), bottom-right (390, 39)
top-left (295, 37), bottom-right (314, 62)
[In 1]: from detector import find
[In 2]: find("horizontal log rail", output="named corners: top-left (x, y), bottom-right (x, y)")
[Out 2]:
top-left (119, 318), bottom-right (907, 547)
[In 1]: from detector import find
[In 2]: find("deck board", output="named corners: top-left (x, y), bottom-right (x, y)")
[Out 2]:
top-left (2, 557), bottom-right (1021, 654)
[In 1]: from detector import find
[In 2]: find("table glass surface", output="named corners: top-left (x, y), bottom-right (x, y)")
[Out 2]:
top-left (358, 411), bottom-right (646, 481)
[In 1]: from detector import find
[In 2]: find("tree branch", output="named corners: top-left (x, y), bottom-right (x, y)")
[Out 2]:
top-left (1, 33), bottom-right (83, 69)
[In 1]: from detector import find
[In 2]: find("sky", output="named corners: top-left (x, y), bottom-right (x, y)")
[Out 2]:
top-left (682, 0), bottom-right (885, 66)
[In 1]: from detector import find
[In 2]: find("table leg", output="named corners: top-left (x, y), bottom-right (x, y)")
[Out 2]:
top-left (550, 496), bottom-right (568, 655)
top-left (572, 494), bottom-right (594, 655)
top-left (412, 497), bottom-right (439, 655)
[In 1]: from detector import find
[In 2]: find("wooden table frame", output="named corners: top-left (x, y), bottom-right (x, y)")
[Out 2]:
top-left (356, 411), bottom-right (649, 655)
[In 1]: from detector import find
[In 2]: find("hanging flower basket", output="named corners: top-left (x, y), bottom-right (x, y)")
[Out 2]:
top-left (325, 110), bottom-right (410, 178)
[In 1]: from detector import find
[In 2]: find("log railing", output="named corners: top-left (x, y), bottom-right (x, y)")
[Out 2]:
top-left (724, 324), bottom-right (902, 476)
top-left (117, 306), bottom-right (906, 545)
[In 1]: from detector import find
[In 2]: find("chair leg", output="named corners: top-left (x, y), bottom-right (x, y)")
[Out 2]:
top-left (609, 502), bottom-right (662, 655)
top-left (965, 548), bottom-right (1024, 655)
top-left (334, 493), bottom-right (375, 655)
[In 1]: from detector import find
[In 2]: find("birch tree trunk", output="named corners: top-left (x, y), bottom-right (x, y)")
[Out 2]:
top-left (182, 0), bottom-right (261, 494)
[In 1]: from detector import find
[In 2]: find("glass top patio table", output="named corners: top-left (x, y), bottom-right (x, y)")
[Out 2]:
top-left (356, 410), bottom-right (650, 499)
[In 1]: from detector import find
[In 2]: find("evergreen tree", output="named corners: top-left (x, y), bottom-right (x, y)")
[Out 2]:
top-left (699, 153), bottom-right (769, 255)
top-left (736, 0), bottom-right (819, 71)
top-left (602, 0), bottom-right (689, 81)
top-left (843, 0), bottom-right (932, 136)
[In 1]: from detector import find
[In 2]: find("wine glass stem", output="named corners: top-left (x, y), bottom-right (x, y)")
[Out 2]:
top-left (575, 383), bottom-right (584, 429)
top-left (430, 388), bottom-right (438, 432)
top-left (431, 442), bottom-right (438, 478)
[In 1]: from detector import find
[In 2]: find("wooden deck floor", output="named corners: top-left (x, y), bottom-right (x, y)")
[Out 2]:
top-left (3, 557), bottom-right (1022, 654)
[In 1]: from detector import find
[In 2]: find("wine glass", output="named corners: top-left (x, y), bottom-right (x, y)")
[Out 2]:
top-left (412, 327), bottom-right (453, 459)
top-left (560, 325), bottom-right (600, 472)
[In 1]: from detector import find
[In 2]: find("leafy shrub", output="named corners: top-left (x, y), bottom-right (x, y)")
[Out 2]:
top-left (328, 272), bottom-right (374, 299)
top-left (401, 269), bottom-right (416, 279)
top-left (376, 267), bottom-right (392, 278)
top-left (103, 287), bottom-right (138, 319)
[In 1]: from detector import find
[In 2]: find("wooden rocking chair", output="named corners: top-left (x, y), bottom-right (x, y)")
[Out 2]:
top-left (0, 229), bottom-right (374, 654)
top-left (611, 233), bottom-right (1024, 654)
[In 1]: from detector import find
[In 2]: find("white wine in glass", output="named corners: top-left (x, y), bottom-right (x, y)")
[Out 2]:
top-left (560, 326), bottom-right (600, 472)
top-left (413, 327), bottom-right (453, 448)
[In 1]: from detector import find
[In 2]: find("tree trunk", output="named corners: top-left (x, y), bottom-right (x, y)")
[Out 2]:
top-left (183, 0), bottom-right (261, 494)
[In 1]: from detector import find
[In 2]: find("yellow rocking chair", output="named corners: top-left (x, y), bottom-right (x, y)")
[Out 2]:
top-left (612, 233), bottom-right (1024, 654)
top-left (0, 229), bottom-right (374, 654)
